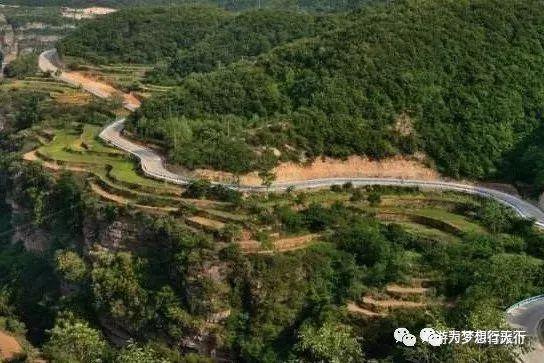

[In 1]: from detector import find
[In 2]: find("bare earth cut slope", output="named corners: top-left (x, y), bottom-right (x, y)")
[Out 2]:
top-left (0, 330), bottom-right (22, 361)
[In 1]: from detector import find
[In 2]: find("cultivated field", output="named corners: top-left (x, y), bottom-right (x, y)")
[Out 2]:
top-left (24, 127), bottom-right (497, 255)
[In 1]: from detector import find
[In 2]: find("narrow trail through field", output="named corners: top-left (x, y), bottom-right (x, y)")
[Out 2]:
top-left (89, 181), bottom-right (177, 213)
top-left (23, 150), bottom-right (88, 172)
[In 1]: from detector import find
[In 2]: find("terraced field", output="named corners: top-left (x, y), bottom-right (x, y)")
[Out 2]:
top-left (23, 122), bottom-right (496, 254)
top-left (22, 124), bottom-right (263, 249)
top-left (0, 76), bottom-right (77, 93)
top-left (34, 125), bottom-right (180, 193)
top-left (62, 57), bottom-right (173, 97)
top-left (348, 273), bottom-right (448, 319)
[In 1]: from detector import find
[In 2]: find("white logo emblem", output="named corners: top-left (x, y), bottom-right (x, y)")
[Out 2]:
top-left (394, 327), bottom-right (417, 346)
top-left (420, 327), bottom-right (442, 346)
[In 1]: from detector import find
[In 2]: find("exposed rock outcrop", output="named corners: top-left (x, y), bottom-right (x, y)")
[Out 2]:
top-left (83, 217), bottom-right (137, 252)
top-left (7, 198), bottom-right (52, 252)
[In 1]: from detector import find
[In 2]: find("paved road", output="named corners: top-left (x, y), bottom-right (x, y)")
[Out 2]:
top-left (100, 118), bottom-right (544, 227)
top-left (40, 51), bottom-right (544, 225)
top-left (38, 49), bottom-right (544, 353)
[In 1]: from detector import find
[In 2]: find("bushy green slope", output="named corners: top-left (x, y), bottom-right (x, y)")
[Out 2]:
top-left (147, 10), bottom-right (341, 83)
top-left (133, 0), bottom-right (544, 181)
top-left (3, 0), bottom-right (377, 11)
top-left (505, 124), bottom-right (544, 193)
top-left (57, 6), bottom-right (230, 63)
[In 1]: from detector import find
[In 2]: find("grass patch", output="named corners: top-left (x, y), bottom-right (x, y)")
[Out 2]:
top-left (394, 222), bottom-right (460, 244)
top-left (34, 125), bottom-right (182, 195)
top-left (413, 208), bottom-right (488, 235)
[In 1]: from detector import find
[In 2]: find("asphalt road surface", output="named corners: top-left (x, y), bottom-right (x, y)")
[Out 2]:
top-left (99, 118), bottom-right (544, 227)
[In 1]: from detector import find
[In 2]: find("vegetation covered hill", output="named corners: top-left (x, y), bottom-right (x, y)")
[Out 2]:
top-left (147, 9), bottom-right (341, 84)
top-left (128, 0), bottom-right (544, 188)
top-left (0, 50), bottom-right (543, 362)
top-left (58, 6), bottom-right (342, 69)
top-left (57, 6), bottom-right (230, 63)
top-left (3, 0), bottom-right (377, 11)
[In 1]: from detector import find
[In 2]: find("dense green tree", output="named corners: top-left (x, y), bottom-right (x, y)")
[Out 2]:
top-left (3, 53), bottom-right (38, 79)
top-left (58, 6), bottom-right (230, 63)
top-left (90, 250), bottom-right (150, 330)
top-left (504, 123), bottom-right (544, 192)
top-left (46, 172), bottom-right (84, 237)
top-left (43, 313), bottom-right (109, 363)
top-left (55, 250), bottom-right (88, 283)
top-left (131, 0), bottom-right (544, 184)
top-left (14, 93), bottom-right (43, 130)
top-left (148, 10), bottom-right (340, 83)
top-left (297, 321), bottom-right (364, 363)
top-left (115, 342), bottom-right (167, 363)
top-left (1, 0), bottom-right (378, 11)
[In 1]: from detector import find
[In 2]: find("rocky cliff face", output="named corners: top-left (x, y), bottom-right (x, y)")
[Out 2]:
top-left (0, 12), bottom-right (17, 76)
top-left (6, 191), bottom-right (231, 356)
top-left (83, 217), bottom-right (138, 252)
top-left (7, 197), bottom-right (51, 252)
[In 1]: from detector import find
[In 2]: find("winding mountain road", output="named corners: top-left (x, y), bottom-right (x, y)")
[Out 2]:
top-left (38, 50), bottom-right (544, 353)
top-left (39, 50), bottom-right (544, 226)
top-left (98, 118), bottom-right (544, 226)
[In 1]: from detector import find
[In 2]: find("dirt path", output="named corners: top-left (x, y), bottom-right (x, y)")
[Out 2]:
top-left (39, 50), bottom-right (140, 111)
top-left (23, 150), bottom-right (88, 172)
top-left (347, 302), bottom-right (387, 318)
top-left (238, 234), bottom-right (319, 253)
top-left (0, 330), bottom-right (22, 361)
top-left (385, 284), bottom-right (430, 295)
top-left (90, 181), bottom-right (177, 213)
top-left (362, 296), bottom-right (427, 309)
top-left (60, 71), bottom-right (141, 110)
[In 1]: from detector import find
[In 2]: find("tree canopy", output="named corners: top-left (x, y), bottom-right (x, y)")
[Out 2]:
top-left (58, 6), bottom-right (230, 63)
top-left (129, 0), bottom-right (544, 184)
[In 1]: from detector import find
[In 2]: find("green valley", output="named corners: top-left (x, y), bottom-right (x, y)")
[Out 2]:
top-left (1, 0), bottom-right (544, 362)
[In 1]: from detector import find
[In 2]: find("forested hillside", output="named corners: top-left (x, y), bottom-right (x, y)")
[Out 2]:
top-left (57, 6), bottom-right (230, 63)
top-left (3, 0), bottom-right (377, 11)
top-left (147, 9), bottom-right (342, 84)
top-left (128, 0), bottom-right (544, 188)
top-left (58, 6), bottom-right (342, 69)
top-left (2, 8), bottom-right (544, 359)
